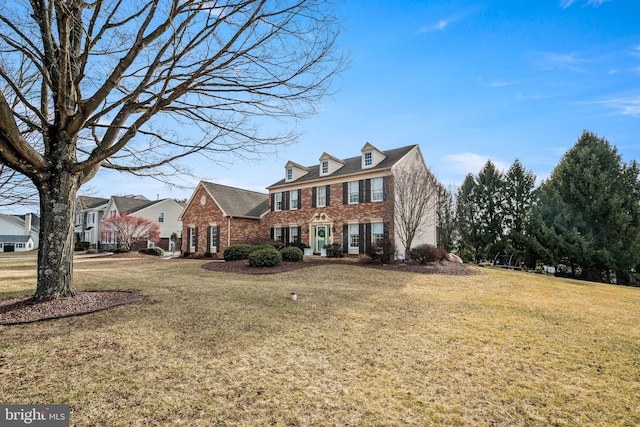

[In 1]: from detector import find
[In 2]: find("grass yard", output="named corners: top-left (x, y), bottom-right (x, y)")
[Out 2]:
top-left (1, 256), bottom-right (639, 426)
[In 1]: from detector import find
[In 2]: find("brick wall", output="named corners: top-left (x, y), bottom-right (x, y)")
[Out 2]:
top-left (264, 180), bottom-right (395, 252)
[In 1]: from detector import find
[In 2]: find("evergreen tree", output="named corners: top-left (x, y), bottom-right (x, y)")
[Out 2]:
top-left (436, 183), bottom-right (456, 252)
top-left (474, 160), bottom-right (505, 261)
top-left (455, 174), bottom-right (482, 262)
top-left (503, 159), bottom-right (536, 265)
top-left (530, 131), bottom-right (640, 284)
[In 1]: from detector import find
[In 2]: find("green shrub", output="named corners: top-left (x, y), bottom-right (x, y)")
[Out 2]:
top-left (287, 241), bottom-right (309, 251)
top-left (409, 244), bottom-right (447, 265)
top-left (111, 246), bottom-right (130, 254)
top-left (75, 241), bottom-right (90, 251)
top-left (324, 243), bottom-right (343, 258)
top-left (224, 244), bottom-right (254, 261)
top-left (182, 251), bottom-right (191, 257)
top-left (248, 247), bottom-right (282, 267)
top-left (366, 237), bottom-right (396, 264)
top-left (139, 247), bottom-right (165, 257)
top-left (252, 244), bottom-right (276, 253)
top-left (280, 246), bottom-right (304, 262)
top-left (204, 251), bottom-right (213, 258)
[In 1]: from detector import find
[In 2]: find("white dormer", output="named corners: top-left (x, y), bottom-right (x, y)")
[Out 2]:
top-left (361, 142), bottom-right (387, 169)
top-left (284, 161), bottom-right (310, 182)
top-left (319, 152), bottom-right (345, 176)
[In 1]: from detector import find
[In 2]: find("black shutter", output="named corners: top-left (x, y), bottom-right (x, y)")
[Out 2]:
top-left (343, 182), bottom-right (348, 205)
top-left (270, 227), bottom-right (274, 240)
top-left (365, 179), bottom-right (371, 203)
top-left (297, 189), bottom-right (302, 209)
top-left (284, 227), bottom-right (290, 243)
top-left (215, 225), bottom-right (220, 250)
top-left (325, 185), bottom-right (331, 206)
top-left (343, 224), bottom-right (348, 253)
top-left (284, 191), bottom-right (290, 210)
top-left (383, 176), bottom-right (389, 201)
top-left (207, 226), bottom-right (211, 251)
top-left (359, 224), bottom-right (365, 254)
top-left (194, 227), bottom-right (199, 252)
top-left (296, 227), bottom-right (302, 243)
top-left (365, 223), bottom-right (372, 251)
top-left (359, 180), bottom-right (365, 203)
top-left (271, 193), bottom-right (275, 211)
top-left (312, 187), bottom-right (317, 208)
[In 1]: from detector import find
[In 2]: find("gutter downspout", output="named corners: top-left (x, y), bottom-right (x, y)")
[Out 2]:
top-left (228, 216), bottom-right (232, 248)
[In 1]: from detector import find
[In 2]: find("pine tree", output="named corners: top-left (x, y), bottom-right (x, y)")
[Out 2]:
top-left (436, 183), bottom-right (456, 252)
top-left (503, 159), bottom-right (536, 265)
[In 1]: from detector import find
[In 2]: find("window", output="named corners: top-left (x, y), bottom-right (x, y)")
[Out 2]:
top-left (189, 227), bottom-right (197, 251)
top-left (17, 243), bottom-right (25, 249)
top-left (109, 209), bottom-right (116, 217)
top-left (371, 177), bottom-right (384, 202)
top-left (317, 186), bottom-right (326, 207)
top-left (349, 181), bottom-right (359, 204)
top-left (348, 224), bottom-right (359, 249)
top-left (274, 192), bottom-right (283, 211)
top-left (158, 212), bottom-right (165, 223)
top-left (274, 227), bottom-right (284, 242)
top-left (289, 226), bottom-right (299, 243)
top-left (87, 212), bottom-right (95, 225)
top-left (364, 152), bottom-right (373, 166)
top-left (372, 223), bottom-right (385, 247)
top-left (287, 168), bottom-right (293, 180)
top-left (321, 161), bottom-right (329, 175)
top-left (210, 226), bottom-right (218, 251)
top-left (290, 190), bottom-right (299, 210)
top-left (75, 213), bottom-right (83, 226)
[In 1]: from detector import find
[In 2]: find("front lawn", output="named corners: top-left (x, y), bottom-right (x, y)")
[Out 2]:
top-left (1, 257), bottom-right (639, 425)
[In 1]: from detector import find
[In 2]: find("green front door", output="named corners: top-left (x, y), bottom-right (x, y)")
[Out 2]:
top-left (315, 225), bottom-right (327, 252)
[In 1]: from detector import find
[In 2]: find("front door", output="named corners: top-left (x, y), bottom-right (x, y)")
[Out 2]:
top-left (314, 225), bottom-right (327, 252)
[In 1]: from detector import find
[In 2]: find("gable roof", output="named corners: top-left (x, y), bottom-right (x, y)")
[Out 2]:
top-left (0, 235), bottom-right (33, 243)
top-left (110, 196), bottom-right (158, 214)
top-left (0, 213), bottom-right (40, 232)
top-left (77, 196), bottom-right (109, 210)
top-left (268, 144), bottom-right (417, 189)
top-left (202, 182), bottom-right (269, 219)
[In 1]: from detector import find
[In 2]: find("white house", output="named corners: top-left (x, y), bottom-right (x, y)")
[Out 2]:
top-left (101, 196), bottom-right (184, 251)
top-left (0, 213), bottom-right (39, 252)
top-left (75, 196), bottom-right (109, 248)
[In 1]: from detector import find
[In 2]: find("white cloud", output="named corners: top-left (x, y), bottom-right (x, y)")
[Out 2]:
top-left (597, 96), bottom-right (640, 116)
top-left (417, 19), bottom-right (450, 33)
top-left (531, 51), bottom-right (587, 72)
top-left (560, 0), bottom-right (611, 8)
top-left (477, 77), bottom-right (526, 88)
top-left (441, 152), bottom-right (509, 175)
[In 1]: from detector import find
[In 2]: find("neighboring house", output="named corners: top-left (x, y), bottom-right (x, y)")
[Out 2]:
top-left (179, 182), bottom-right (269, 255)
top-left (0, 213), bottom-right (40, 252)
top-left (74, 196), bottom-right (109, 248)
top-left (101, 195), bottom-right (185, 251)
top-left (180, 143), bottom-right (437, 258)
top-left (266, 143), bottom-right (436, 256)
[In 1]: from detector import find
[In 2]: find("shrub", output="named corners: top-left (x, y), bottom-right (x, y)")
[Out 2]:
top-left (139, 247), bottom-right (165, 257)
top-left (182, 251), bottom-right (191, 257)
top-left (366, 237), bottom-right (396, 264)
top-left (287, 241), bottom-right (309, 251)
top-left (244, 239), bottom-right (286, 251)
top-left (204, 251), bottom-right (213, 258)
top-left (111, 246), bottom-right (130, 254)
top-left (224, 244), bottom-right (255, 261)
top-left (74, 241), bottom-right (90, 251)
top-left (409, 244), bottom-right (447, 265)
top-left (248, 247), bottom-right (282, 267)
top-left (324, 243), bottom-right (343, 258)
top-left (252, 244), bottom-right (276, 252)
top-left (280, 246), bottom-right (304, 262)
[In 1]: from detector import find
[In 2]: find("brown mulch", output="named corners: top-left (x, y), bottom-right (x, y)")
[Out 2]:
top-left (202, 258), bottom-right (477, 276)
top-left (0, 291), bottom-right (143, 325)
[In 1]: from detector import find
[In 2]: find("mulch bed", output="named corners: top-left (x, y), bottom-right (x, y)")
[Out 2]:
top-left (0, 291), bottom-right (143, 325)
top-left (202, 258), bottom-right (477, 275)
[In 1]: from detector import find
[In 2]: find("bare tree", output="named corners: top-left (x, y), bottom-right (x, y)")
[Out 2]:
top-left (0, 166), bottom-right (38, 208)
top-left (393, 166), bottom-right (439, 258)
top-left (102, 212), bottom-right (160, 252)
top-left (0, 0), bottom-right (344, 300)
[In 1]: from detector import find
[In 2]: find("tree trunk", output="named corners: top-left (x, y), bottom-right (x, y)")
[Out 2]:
top-left (33, 164), bottom-right (80, 301)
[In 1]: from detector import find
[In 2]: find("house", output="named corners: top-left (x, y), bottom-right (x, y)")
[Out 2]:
top-left (180, 143), bottom-right (437, 257)
top-left (266, 143), bottom-right (436, 256)
top-left (74, 196), bottom-right (109, 248)
top-left (179, 182), bottom-right (269, 255)
top-left (100, 195), bottom-right (184, 251)
top-left (0, 213), bottom-right (40, 252)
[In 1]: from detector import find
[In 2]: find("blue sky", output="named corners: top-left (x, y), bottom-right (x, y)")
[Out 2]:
top-left (90, 0), bottom-right (640, 201)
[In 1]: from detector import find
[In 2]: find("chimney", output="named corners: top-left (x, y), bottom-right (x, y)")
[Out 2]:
top-left (24, 213), bottom-right (32, 235)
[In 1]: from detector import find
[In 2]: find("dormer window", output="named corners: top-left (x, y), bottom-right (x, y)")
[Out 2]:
top-left (286, 168), bottom-right (293, 181)
top-left (364, 152), bottom-right (373, 166)
top-left (321, 161), bottom-right (329, 175)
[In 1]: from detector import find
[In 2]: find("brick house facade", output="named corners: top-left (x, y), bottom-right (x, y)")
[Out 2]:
top-left (180, 143), bottom-right (436, 257)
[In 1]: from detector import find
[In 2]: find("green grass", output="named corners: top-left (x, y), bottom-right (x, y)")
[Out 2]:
top-left (1, 257), bottom-right (640, 426)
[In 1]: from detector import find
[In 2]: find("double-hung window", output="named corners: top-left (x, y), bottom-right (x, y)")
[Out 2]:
top-left (321, 161), bottom-right (329, 175)
top-left (274, 227), bottom-right (284, 242)
top-left (372, 223), bottom-right (385, 247)
top-left (289, 226), bottom-right (299, 243)
top-left (371, 178), bottom-right (384, 202)
top-left (364, 152), bottom-right (373, 166)
top-left (210, 226), bottom-right (218, 252)
top-left (189, 227), bottom-right (197, 251)
top-left (317, 186), bottom-right (326, 207)
top-left (348, 181), bottom-right (359, 204)
top-left (290, 190), bottom-right (299, 210)
top-left (348, 224), bottom-right (359, 250)
top-left (274, 192), bottom-right (283, 211)
top-left (158, 212), bottom-right (165, 223)
top-left (287, 168), bottom-right (293, 180)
